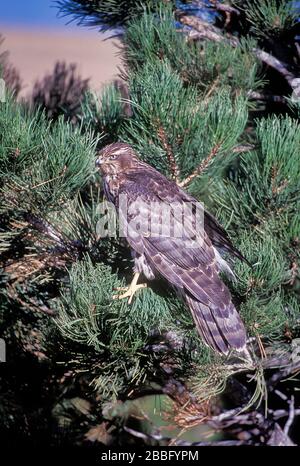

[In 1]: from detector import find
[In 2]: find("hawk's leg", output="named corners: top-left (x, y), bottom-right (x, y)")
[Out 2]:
top-left (113, 272), bottom-right (147, 304)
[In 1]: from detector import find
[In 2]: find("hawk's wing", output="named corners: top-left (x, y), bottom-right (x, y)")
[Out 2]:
top-left (169, 179), bottom-right (248, 264)
top-left (118, 170), bottom-right (247, 354)
top-left (121, 165), bottom-right (247, 263)
top-left (202, 209), bottom-right (250, 265)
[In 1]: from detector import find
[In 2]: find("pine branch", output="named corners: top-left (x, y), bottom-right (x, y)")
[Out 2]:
top-left (179, 14), bottom-right (300, 95)
top-left (157, 124), bottom-right (180, 182)
top-left (56, 0), bottom-right (158, 29)
top-left (180, 14), bottom-right (239, 46)
top-left (284, 395), bottom-right (295, 436)
top-left (25, 213), bottom-right (86, 256)
top-left (6, 284), bottom-right (56, 316)
top-left (179, 13), bottom-right (215, 39)
top-left (209, 0), bottom-right (240, 17)
top-left (254, 49), bottom-right (297, 89)
top-left (178, 141), bottom-right (223, 187)
top-left (232, 144), bottom-right (256, 154)
top-left (247, 90), bottom-right (286, 104)
top-left (124, 425), bottom-right (246, 446)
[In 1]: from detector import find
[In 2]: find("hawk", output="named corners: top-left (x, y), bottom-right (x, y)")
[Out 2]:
top-left (96, 142), bottom-right (248, 356)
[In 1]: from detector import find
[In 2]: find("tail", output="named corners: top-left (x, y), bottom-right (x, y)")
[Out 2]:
top-left (185, 292), bottom-right (247, 355)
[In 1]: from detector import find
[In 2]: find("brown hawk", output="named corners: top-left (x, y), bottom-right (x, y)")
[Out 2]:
top-left (96, 142), bottom-right (248, 356)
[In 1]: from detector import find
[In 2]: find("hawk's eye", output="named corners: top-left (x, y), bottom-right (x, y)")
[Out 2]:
top-left (109, 154), bottom-right (117, 160)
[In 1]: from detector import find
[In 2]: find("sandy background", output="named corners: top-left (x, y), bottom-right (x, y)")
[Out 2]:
top-left (1, 26), bottom-right (121, 97)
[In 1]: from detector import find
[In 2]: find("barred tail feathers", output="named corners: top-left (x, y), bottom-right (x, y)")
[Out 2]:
top-left (184, 293), bottom-right (247, 355)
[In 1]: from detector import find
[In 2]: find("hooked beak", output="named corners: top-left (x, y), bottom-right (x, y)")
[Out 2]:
top-left (95, 155), bottom-right (103, 168)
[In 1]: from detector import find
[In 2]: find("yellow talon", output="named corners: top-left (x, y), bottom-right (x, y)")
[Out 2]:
top-left (113, 272), bottom-right (147, 304)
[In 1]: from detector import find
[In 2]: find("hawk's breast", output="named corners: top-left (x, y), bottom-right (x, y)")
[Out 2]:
top-left (103, 174), bottom-right (119, 203)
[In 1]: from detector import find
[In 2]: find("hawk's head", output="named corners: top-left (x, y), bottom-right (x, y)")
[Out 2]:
top-left (95, 142), bottom-right (138, 176)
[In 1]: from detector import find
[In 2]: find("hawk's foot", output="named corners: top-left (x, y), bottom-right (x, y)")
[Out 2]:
top-left (113, 272), bottom-right (147, 304)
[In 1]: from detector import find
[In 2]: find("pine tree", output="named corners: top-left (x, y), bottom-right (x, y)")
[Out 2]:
top-left (31, 61), bottom-right (90, 123)
top-left (1, 1), bottom-right (300, 447)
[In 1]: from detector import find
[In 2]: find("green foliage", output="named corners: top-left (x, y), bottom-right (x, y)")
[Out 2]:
top-left (81, 85), bottom-right (126, 143)
top-left (211, 116), bottom-right (300, 344)
top-left (240, 293), bottom-right (299, 340)
top-left (55, 256), bottom-right (206, 398)
top-left (56, 0), bottom-right (163, 29)
top-left (0, 93), bottom-right (98, 214)
top-left (235, 0), bottom-right (298, 38)
top-left (57, 257), bottom-right (175, 346)
top-left (214, 116), bottom-right (300, 231)
top-left (257, 116), bottom-right (300, 190)
top-left (2, 0), bottom-right (300, 447)
top-left (124, 7), bottom-right (260, 95)
top-left (122, 60), bottom-right (248, 180)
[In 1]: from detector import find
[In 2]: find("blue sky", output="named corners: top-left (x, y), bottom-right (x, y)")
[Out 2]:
top-left (2, 0), bottom-right (300, 28)
top-left (0, 0), bottom-right (77, 28)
